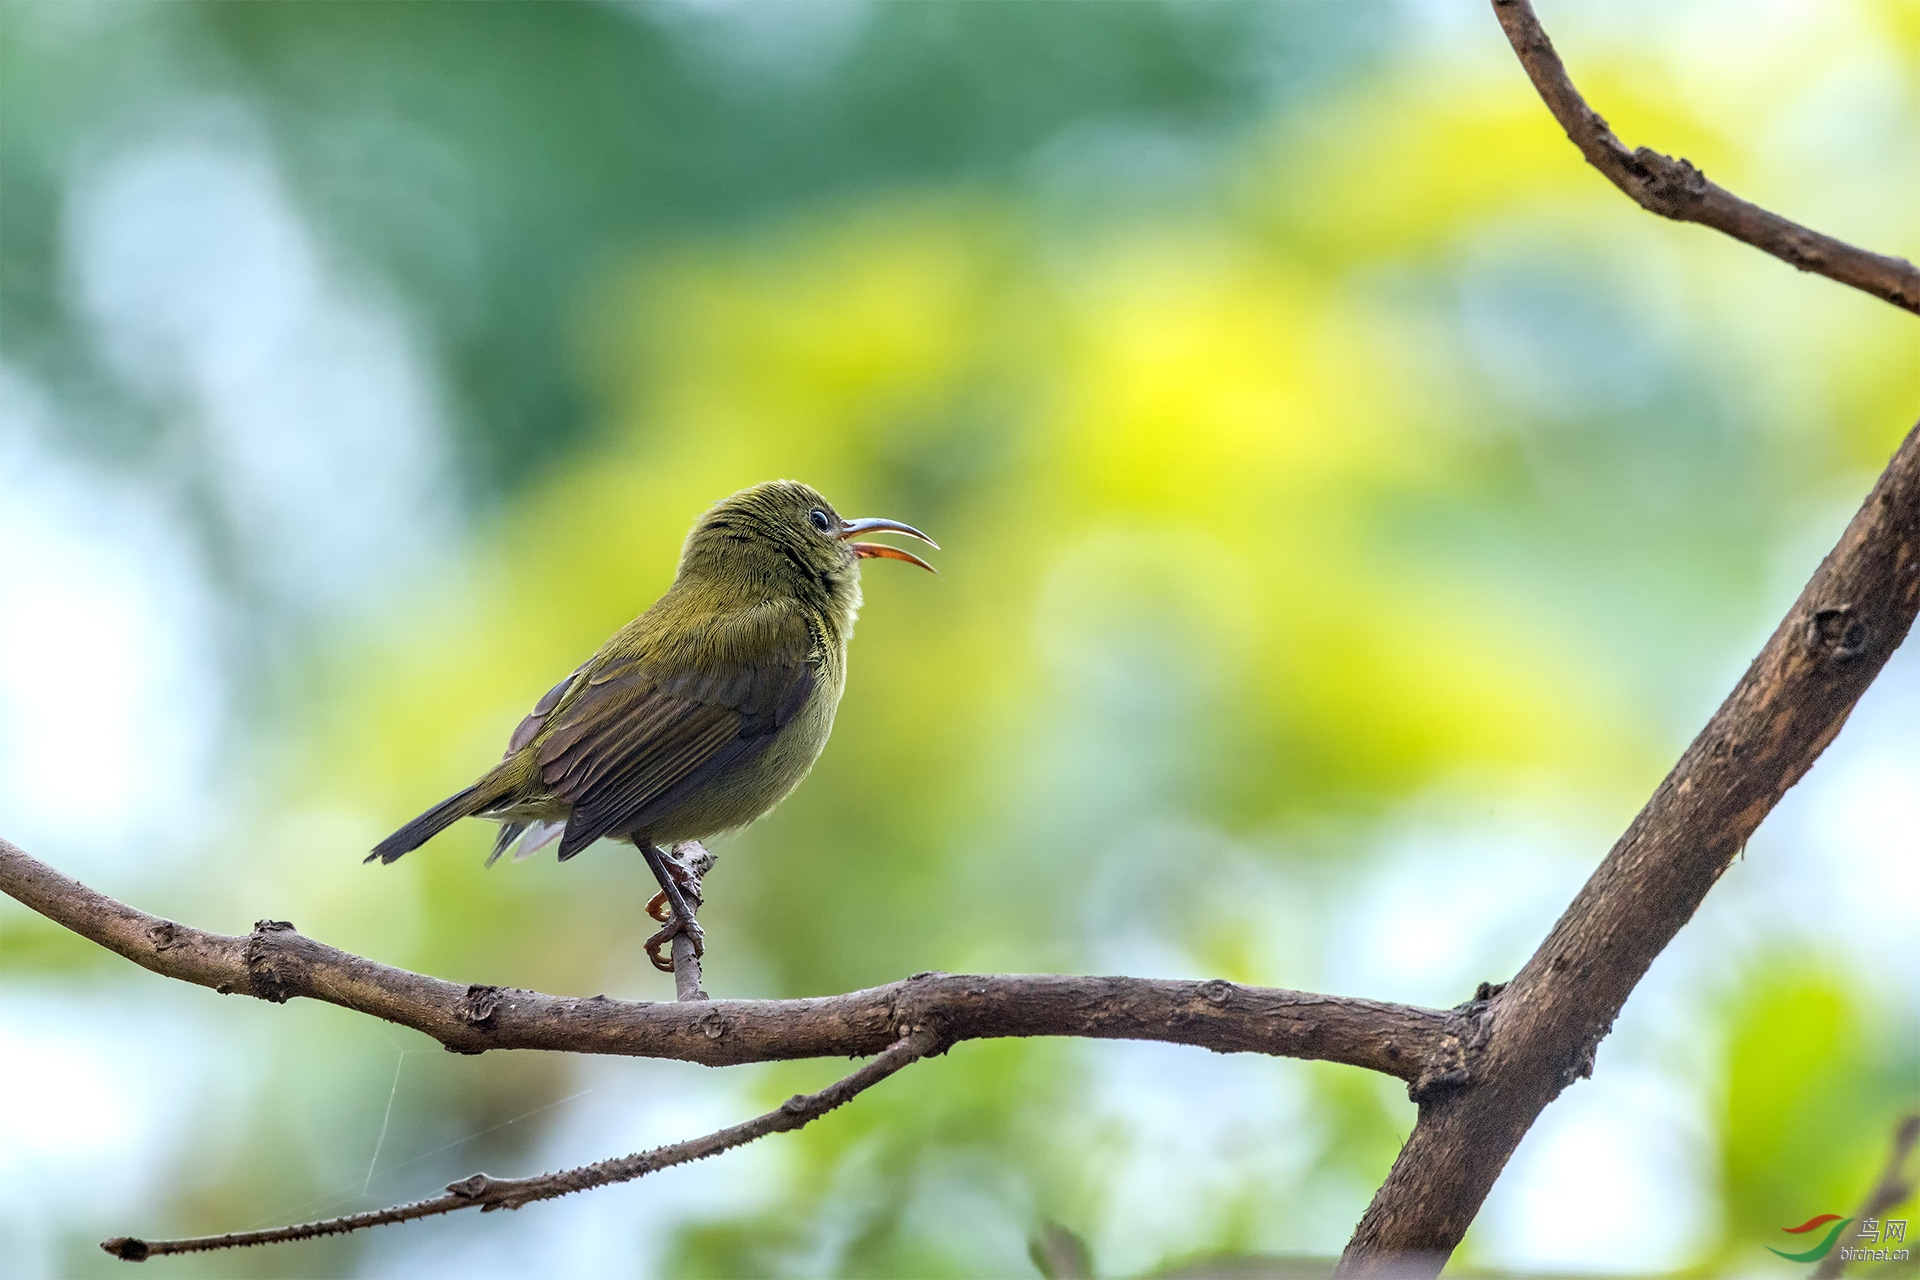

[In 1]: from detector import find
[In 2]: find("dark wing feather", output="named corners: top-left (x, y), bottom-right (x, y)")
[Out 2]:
top-left (532, 626), bottom-right (816, 861)
top-left (507, 665), bottom-right (586, 756)
top-left (550, 699), bottom-right (754, 858)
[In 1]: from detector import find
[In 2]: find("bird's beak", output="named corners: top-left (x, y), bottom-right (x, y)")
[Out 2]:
top-left (839, 516), bottom-right (939, 573)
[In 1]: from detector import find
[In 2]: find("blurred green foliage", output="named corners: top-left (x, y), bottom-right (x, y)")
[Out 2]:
top-left (1, 0), bottom-right (1379, 498)
top-left (2, 2), bottom-right (1916, 1277)
top-left (1722, 964), bottom-right (1919, 1252)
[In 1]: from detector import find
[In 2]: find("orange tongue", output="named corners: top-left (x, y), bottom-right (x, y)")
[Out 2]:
top-left (852, 542), bottom-right (937, 573)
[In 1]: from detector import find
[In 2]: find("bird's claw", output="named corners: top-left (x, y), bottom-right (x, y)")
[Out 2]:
top-left (645, 856), bottom-right (705, 928)
top-left (645, 914), bottom-right (705, 973)
top-left (644, 841), bottom-right (711, 973)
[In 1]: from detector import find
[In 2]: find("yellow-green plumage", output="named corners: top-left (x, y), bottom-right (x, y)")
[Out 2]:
top-left (369, 480), bottom-right (933, 869)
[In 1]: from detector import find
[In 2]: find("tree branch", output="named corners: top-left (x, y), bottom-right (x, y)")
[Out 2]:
top-left (670, 920), bottom-right (706, 1002)
top-left (668, 841), bottom-right (714, 1002)
top-left (0, 835), bottom-right (1464, 1255)
top-left (1813, 1112), bottom-right (1920, 1280)
top-left (1491, 0), bottom-right (1920, 315)
top-left (1326, 4), bottom-right (1920, 1270)
top-left (0, 836), bottom-right (1452, 1080)
top-left (1338, 420), bottom-right (1920, 1274)
top-left (100, 1028), bottom-right (942, 1261)
top-left (12, 13), bottom-right (1915, 1266)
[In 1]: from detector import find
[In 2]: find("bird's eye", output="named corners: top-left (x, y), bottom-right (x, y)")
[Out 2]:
top-left (808, 508), bottom-right (832, 534)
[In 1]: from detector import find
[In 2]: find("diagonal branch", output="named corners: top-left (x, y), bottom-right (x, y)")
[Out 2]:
top-left (1324, 4), bottom-right (1920, 1271)
top-left (1339, 421), bottom-right (1920, 1276)
top-left (1813, 1112), bottom-right (1920, 1280)
top-left (0, 836), bottom-right (1453, 1081)
top-left (101, 1028), bottom-right (941, 1261)
top-left (1492, 0), bottom-right (1920, 315)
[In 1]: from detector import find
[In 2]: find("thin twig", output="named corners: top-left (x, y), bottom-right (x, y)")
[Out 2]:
top-left (1491, 0), bottom-right (1920, 314)
top-left (101, 1029), bottom-right (940, 1261)
top-left (0, 836), bottom-right (1450, 1080)
top-left (1813, 1112), bottom-right (1920, 1280)
top-left (1030, 1222), bottom-right (1096, 1280)
top-left (670, 842), bottom-right (712, 1002)
top-left (672, 916), bottom-right (705, 1002)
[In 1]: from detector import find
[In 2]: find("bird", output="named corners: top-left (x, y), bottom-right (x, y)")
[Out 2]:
top-left (366, 479), bottom-right (937, 972)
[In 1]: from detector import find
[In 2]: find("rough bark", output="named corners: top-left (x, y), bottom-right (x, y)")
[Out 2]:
top-left (0, 837), bottom-right (1450, 1081)
top-left (1338, 422), bottom-right (1920, 1273)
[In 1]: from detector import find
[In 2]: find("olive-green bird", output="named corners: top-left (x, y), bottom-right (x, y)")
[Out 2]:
top-left (367, 480), bottom-right (936, 967)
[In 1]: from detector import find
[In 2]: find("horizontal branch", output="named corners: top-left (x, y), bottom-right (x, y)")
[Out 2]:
top-left (103, 1029), bottom-right (940, 1261)
top-left (0, 837), bottom-right (1453, 1082)
top-left (1492, 0), bottom-right (1920, 315)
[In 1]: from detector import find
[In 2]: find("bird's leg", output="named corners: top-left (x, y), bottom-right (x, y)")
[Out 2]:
top-left (643, 842), bottom-right (712, 923)
top-left (641, 842), bottom-right (704, 974)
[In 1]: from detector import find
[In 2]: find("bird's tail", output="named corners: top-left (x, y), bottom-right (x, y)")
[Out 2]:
top-left (367, 778), bottom-right (502, 865)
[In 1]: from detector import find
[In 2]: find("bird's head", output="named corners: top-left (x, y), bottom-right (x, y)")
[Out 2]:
top-left (677, 480), bottom-right (937, 622)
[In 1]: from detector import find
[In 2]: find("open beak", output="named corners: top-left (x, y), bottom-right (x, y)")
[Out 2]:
top-left (839, 516), bottom-right (939, 573)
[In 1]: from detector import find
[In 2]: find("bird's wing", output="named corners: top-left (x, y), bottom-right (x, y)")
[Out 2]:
top-left (531, 610), bottom-right (817, 859)
top-left (505, 664), bottom-right (587, 757)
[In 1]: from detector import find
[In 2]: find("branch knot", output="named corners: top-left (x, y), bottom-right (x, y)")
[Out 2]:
top-left (1409, 983), bottom-right (1504, 1106)
top-left (446, 1173), bottom-right (496, 1198)
top-left (1811, 605), bottom-right (1869, 664)
top-left (461, 984), bottom-right (504, 1028)
top-left (242, 920), bottom-right (297, 1004)
top-left (1631, 149), bottom-right (1708, 218)
top-left (101, 1237), bottom-right (150, 1262)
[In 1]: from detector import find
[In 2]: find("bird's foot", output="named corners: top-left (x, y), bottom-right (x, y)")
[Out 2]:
top-left (641, 840), bottom-right (712, 973)
top-left (646, 842), bottom-right (710, 923)
top-left (645, 913), bottom-right (705, 973)
top-left (665, 840), bottom-right (711, 901)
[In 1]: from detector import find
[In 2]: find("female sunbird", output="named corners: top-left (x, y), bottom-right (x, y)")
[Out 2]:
top-left (368, 480), bottom-right (936, 968)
